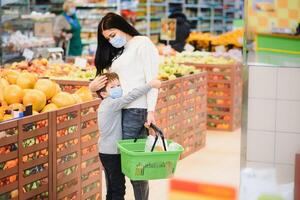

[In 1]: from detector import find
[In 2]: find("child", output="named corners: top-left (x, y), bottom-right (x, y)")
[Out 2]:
top-left (97, 72), bottom-right (161, 200)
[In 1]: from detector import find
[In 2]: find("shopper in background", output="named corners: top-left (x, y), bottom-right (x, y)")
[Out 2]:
top-left (89, 12), bottom-right (159, 200)
top-left (159, 12), bottom-right (191, 52)
top-left (53, 0), bottom-right (82, 56)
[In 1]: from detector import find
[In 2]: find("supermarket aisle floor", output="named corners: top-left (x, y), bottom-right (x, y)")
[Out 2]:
top-left (102, 129), bottom-right (241, 200)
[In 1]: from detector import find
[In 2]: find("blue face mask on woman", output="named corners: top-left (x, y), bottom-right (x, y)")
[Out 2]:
top-left (109, 34), bottom-right (127, 48)
top-left (109, 87), bottom-right (123, 99)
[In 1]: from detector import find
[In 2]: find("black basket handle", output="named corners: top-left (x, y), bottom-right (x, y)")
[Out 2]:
top-left (149, 124), bottom-right (167, 152)
top-left (133, 124), bottom-right (167, 152)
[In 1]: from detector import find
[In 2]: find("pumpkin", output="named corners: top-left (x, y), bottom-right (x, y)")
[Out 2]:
top-left (41, 103), bottom-right (58, 113)
top-left (55, 84), bottom-right (62, 94)
top-left (4, 70), bottom-right (19, 84)
top-left (52, 92), bottom-right (76, 108)
top-left (16, 72), bottom-right (37, 89)
top-left (9, 103), bottom-right (25, 112)
top-left (34, 79), bottom-right (57, 100)
top-left (74, 87), bottom-right (93, 102)
top-left (23, 89), bottom-right (46, 112)
top-left (4, 85), bottom-right (23, 105)
top-left (72, 94), bottom-right (82, 104)
top-left (32, 110), bottom-right (39, 115)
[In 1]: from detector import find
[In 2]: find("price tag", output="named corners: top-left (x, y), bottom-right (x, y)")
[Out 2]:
top-left (23, 48), bottom-right (34, 61)
top-left (74, 57), bottom-right (87, 68)
top-left (184, 43), bottom-right (195, 52)
top-left (215, 45), bottom-right (226, 53)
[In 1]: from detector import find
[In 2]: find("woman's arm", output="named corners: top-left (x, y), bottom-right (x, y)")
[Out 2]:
top-left (140, 37), bottom-right (160, 124)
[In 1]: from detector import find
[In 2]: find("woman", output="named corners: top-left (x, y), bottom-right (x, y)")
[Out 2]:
top-left (53, 0), bottom-right (82, 56)
top-left (89, 13), bottom-right (159, 200)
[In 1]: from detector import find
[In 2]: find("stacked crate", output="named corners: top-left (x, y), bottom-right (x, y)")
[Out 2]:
top-left (80, 100), bottom-right (101, 200)
top-left (0, 114), bottom-right (52, 199)
top-left (0, 101), bottom-right (102, 200)
top-left (184, 63), bottom-right (242, 131)
top-left (0, 121), bottom-right (19, 199)
top-left (205, 63), bottom-right (242, 131)
top-left (19, 114), bottom-right (51, 199)
top-left (52, 99), bottom-right (102, 200)
top-left (52, 104), bottom-right (82, 200)
top-left (156, 73), bottom-right (207, 158)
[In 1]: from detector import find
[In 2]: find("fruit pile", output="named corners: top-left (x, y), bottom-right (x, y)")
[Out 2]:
top-left (0, 70), bottom-right (94, 122)
top-left (23, 178), bottom-right (48, 193)
top-left (158, 60), bottom-right (201, 81)
top-left (5, 58), bottom-right (96, 80)
top-left (187, 28), bottom-right (244, 49)
top-left (169, 51), bottom-right (237, 65)
top-left (0, 189), bottom-right (18, 199)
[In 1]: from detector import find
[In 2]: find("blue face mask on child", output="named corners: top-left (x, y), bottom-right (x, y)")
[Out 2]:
top-left (109, 35), bottom-right (127, 48)
top-left (109, 87), bottom-right (123, 99)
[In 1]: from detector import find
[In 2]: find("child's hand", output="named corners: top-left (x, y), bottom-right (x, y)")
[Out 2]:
top-left (149, 79), bottom-right (161, 89)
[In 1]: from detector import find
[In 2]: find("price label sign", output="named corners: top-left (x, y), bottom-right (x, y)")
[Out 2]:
top-left (23, 48), bottom-right (34, 61)
top-left (74, 57), bottom-right (87, 69)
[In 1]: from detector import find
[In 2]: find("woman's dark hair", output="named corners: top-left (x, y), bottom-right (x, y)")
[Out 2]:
top-left (95, 12), bottom-right (140, 76)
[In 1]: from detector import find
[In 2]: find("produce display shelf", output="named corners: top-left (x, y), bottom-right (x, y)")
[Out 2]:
top-left (183, 62), bottom-right (242, 131)
top-left (155, 72), bottom-right (207, 158)
top-left (0, 80), bottom-right (102, 200)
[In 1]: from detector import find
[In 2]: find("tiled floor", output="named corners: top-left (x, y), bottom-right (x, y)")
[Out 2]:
top-left (102, 129), bottom-right (241, 199)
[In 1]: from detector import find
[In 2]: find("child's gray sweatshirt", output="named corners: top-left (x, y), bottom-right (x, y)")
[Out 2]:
top-left (97, 84), bottom-right (151, 154)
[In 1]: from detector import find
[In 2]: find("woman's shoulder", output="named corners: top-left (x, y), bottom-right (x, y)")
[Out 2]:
top-left (133, 36), bottom-right (153, 44)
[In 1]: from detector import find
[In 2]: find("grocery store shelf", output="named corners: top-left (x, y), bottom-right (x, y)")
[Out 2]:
top-left (187, 17), bottom-right (199, 21)
top-left (136, 16), bottom-right (146, 20)
top-left (77, 15), bottom-right (103, 20)
top-left (1, 15), bottom-right (19, 23)
top-left (151, 2), bottom-right (167, 7)
top-left (169, 1), bottom-right (183, 4)
top-left (199, 4), bottom-right (210, 8)
top-left (185, 4), bottom-right (198, 8)
top-left (150, 29), bottom-right (161, 34)
top-left (151, 16), bottom-right (162, 20)
top-left (82, 40), bottom-right (97, 45)
top-left (224, 2), bottom-right (236, 6)
top-left (76, 3), bottom-right (117, 8)
top-left (81, 28), bottom-right (97, 33)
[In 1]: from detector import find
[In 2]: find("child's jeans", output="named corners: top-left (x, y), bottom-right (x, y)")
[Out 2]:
top-left (99, 153), bottom-right (126, 200)
top-left (122, 108), bottom-right (149, 200)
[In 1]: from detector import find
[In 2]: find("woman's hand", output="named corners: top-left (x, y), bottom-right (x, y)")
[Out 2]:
top-left (146, 111), bottom-right (155, 126)
top-left (145, 111), bottom-right (156, 136)
top-left (89, 75), bottom-right (107, 92)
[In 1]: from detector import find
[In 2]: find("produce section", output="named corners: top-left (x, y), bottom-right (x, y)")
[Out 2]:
top-left (160, 51), bottom-right (242, 131)
top-left (187, 28), bottom-right (244, 51)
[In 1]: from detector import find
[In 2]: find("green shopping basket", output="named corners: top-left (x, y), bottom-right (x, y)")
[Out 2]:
top-left (117, 124), bottom-right (184, 180)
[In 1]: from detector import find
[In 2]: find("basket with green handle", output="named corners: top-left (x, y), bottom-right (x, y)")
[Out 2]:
top-left (117, 124), bottom-right (184, 180)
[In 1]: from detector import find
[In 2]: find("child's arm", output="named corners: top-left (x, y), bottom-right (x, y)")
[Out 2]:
top-left (110, 85), bottom-right (151, 111)
top-left (110, 80), bottom-right (161, 111)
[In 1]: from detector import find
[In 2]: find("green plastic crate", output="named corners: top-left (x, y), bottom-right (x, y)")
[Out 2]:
top-left (117, 139), bottom-right (183, 180)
